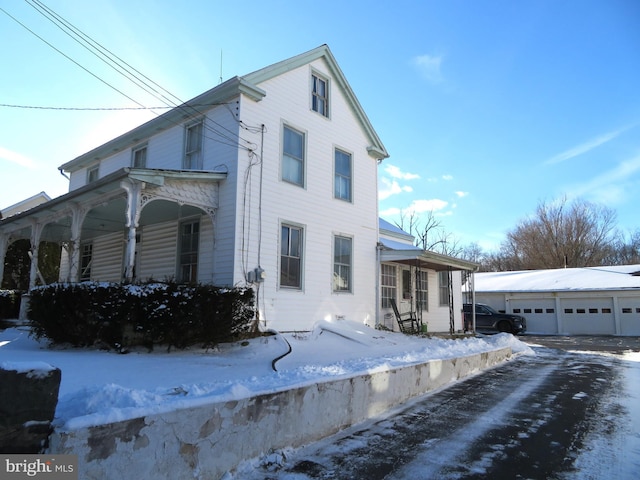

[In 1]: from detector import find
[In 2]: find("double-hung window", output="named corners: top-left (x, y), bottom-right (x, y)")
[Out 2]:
top-left (438, 270), bottom-right (450, 306)
top-left (178, 220), bottom-right (199, 283)
top-left (184, 121), bottom-right (203, 170)
top-left (132, 145), bottom-right (147, 168)
top-left (312, 73), bottom-right (328, 117)
top-left (416, 270), bottom-right (429, 311)
top-left (334, 149), bottom-right (352, 201)
top-left (333, 235), bottom-right (352, 292)
top-left (87, 165), bottom-right (99, 184)
top-left (80, 243), bottom-right (93, 281)
top-left (280, 224), bottom-right (303, 288)
top-left (282, 126), bottom-right (305, 186)
top-left (381, 264), bottom-right (396, 308)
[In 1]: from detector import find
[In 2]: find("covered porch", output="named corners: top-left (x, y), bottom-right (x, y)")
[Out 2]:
top-left (378, 239), bottom-right (478, 334)
top-left (0, 168), bottom-right (226, 316)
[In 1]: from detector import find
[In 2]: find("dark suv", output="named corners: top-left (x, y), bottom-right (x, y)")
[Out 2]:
top-left (463, 303), bottom-right (526, 335)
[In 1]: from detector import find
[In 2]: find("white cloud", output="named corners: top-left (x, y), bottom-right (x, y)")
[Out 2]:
top-left (454, 191), bottom-right (468, 198)
top-left (379, 207), bottom-right (401, 217)
top-left (406, 198), bottom-right (448, 214)
top-left (442, 174), bottom-right (453, 181)
top-left (412, 54), bottom-right (444, 83)
top-left (544, 128), bottom-right (626, 165)
top-left (0, 147), bottom-right (35, 169)
top-left (379, 177), bottom-right (413, 200)
top-left (384, 164), bottom-right (420, 180)
top-left (565, 154), bottom-right (640, 204)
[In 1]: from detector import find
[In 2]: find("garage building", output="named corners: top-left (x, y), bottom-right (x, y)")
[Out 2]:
top-left (472, 265), bottom-right (640, 336)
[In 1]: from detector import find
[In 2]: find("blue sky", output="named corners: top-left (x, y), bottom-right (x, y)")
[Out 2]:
top-left (1, 0), bottom-right (639, 251)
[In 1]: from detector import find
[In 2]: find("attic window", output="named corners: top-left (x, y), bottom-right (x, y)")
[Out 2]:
top-left (311, 73), bottom-right (329, 117)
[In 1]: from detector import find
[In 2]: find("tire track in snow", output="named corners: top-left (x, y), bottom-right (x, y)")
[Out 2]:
top-left (387, 363), bottom-right (557, 480)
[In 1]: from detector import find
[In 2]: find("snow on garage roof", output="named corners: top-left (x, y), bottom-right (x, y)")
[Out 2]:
top-left (474, 265), bottom-right (640, 293)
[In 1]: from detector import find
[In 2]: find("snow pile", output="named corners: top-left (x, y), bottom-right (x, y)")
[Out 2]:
top-left (0, 320), bottom-right (533, 430)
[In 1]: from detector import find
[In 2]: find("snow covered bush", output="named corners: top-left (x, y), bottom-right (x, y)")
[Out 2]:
top-left (27, 281), bottom-right (255, 350)
top-left (0, 289), bottom-right (21, 320)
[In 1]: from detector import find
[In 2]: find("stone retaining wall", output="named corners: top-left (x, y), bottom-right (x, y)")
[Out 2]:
top-left (49, 347), bottom-right (511, 479)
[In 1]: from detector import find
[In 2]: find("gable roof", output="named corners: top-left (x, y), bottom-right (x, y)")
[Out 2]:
top-left (60, 45), bottom-right (388, 173)
top-left (243, 45), bottom-right (388, 161)
top-left (475, 265), bottom-right (640, 293)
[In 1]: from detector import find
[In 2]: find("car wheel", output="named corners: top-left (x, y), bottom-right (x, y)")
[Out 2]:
top-left (497, 321), bottom-right (512, 334)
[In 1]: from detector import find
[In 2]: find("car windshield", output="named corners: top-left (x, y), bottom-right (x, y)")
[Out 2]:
top-left (479, 304), bottom-right (499, 314)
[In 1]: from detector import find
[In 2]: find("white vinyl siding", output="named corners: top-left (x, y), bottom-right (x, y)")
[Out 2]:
top-left (90, 232), bottom-right (124, 282)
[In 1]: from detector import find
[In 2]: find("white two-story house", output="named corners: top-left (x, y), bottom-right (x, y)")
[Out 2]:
top-left (1, 45), bottom-right (477, 333)
top-left (1, 45), bottom-right (387, 331)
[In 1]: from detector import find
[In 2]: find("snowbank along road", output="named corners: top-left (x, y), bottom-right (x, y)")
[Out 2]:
top-left (237, 335), bottom-right (640, 479)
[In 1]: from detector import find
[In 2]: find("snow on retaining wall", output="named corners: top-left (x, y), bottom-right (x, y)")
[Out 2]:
top-left (48, 347), bottom-right (511, 479)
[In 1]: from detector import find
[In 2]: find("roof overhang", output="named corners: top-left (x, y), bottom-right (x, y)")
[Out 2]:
top-left (0, 168), bottom-right (227, 239)
top-left (380, 247), bottom-right (479, 272)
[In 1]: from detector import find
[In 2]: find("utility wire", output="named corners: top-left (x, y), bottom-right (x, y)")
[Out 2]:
top-left (0, 103), bottom-right (231, 111)
top-left (26, 0), bottom-right (253, 150)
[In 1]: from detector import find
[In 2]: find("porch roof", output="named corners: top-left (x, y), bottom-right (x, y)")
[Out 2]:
top-left (0, 168), bottom-right (227, 240)
top-left (379, 238), bottom-right (478, 272)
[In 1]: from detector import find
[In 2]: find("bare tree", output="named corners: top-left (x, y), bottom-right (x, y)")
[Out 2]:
top-left (496, 197), bottom-right (618, 270)
top-left (396, 209), bottom-right (462, 256)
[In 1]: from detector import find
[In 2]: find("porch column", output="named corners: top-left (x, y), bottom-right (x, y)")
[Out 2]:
top-left (121, 179), bottom-right (143, 283)
top-left (68, 203), bottom-right (88, 283)
top-left (0, 233), bottom-right (8, 288)
top-left (28, 220), bottom-right (44, 290)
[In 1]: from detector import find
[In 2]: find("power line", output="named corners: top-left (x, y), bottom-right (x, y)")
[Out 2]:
top-left (25, 0), bottom-right (253, 150)
top-left (0, 103), bottom-right (232, 111)
top-left (2, 2), bottom-right (255, 151)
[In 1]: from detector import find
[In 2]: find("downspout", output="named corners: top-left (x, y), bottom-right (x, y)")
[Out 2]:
top-left (58, 167), bottom-right (71, 181)
top-left (471, 270), bottom-right (476, 333)
top-left (375, 242), bottom-right (382, 327)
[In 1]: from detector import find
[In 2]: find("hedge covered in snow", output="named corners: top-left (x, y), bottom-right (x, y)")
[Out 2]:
top-left (0, 289), bottom-right (21, 320)
top-left (27, 282), bottom-right (255, 351)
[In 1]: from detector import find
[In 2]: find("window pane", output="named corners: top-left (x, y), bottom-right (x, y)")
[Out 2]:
top-left (333, 236), bottom-right (352, 292)
top-left (280, 225), bottom-right (303, 288)
top-left (334, 150), bottom-right (351, 201)
top-left (283, 127), bottom-right (304, 185)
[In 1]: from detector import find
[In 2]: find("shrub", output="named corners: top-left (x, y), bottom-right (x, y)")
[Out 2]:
top-left (0, 290), bottom-right (22, 320)
top-left (27, 281), bottom-right (255, 350)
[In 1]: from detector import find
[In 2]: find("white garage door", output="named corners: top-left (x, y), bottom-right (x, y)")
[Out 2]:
top-left (510, 299), bottom-right (557, 334)
top-left (618, 298), bottom-right (640, 335)
top-left (560, 298), bottom-right (615, 335)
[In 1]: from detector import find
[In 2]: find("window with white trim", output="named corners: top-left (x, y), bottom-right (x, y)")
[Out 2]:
top-left (184, 121), bottom-right (203, 170)
top-left (280, 224), bottom-right (303, 288)
top-left (334, 148), bottom-right (352, 201)
top-left (311, 73), bottom-right (328, 116)
top-left (87, 165), bottom-right (99, 184)
top-left (132, 145), bottom-right (147, 168)
top-left (438, 270), bottom-right (450, 306)
top-left (282, 125), bottom-right (305, 186)
top-left (178, 220), bottom-right (199, 283)
top-left (80, 242), bottom-right (92, 281)
top-left (333, 235), bottom-right (352, 292)
top-left (416, 270), bottom-right (428, 311)
top-left (381, 264), bottom-right (396, 308)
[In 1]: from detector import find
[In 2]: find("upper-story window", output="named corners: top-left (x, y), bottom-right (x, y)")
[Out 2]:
top-left (87, 165), bottom-right (99, 183)
top-left (184, 121), bottom-right (203, 170)
top-left (282, 125), bottom-right (305, 187)
top-left (334, 148), bottom-right (352, 202)
top-left (311, 73), bottom-right (329, 117)
top-left (132, 145), bottom-right (147, 168)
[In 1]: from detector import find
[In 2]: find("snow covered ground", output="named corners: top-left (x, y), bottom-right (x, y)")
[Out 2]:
top-left (0, 319), bottom-right (531, 431)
